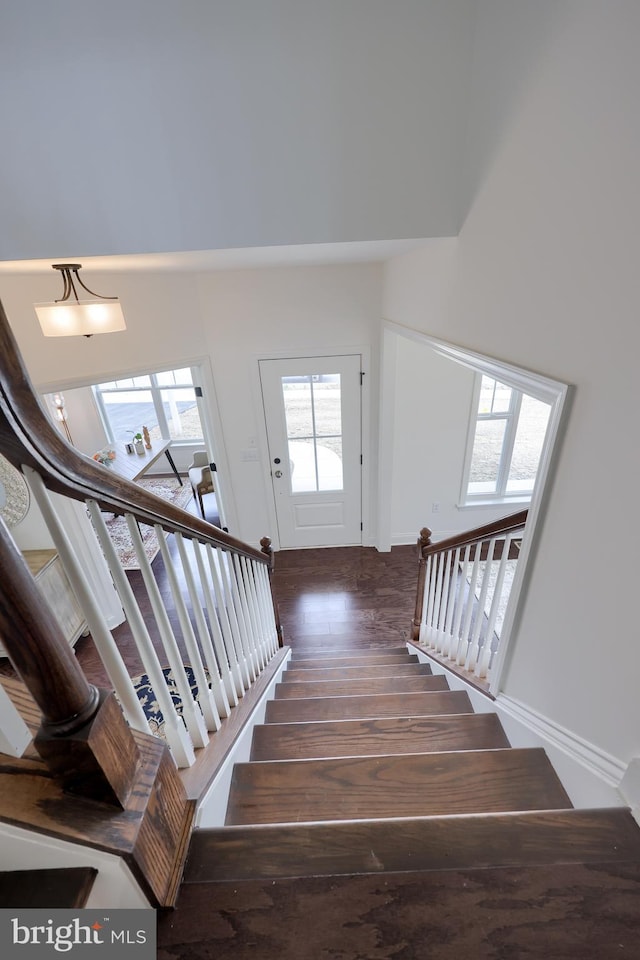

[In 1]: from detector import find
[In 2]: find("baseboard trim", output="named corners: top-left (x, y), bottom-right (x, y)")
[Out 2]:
top-left (496, 694), bottom-right (626, 788)
top-left (408, 643), bottom-right (627, 811)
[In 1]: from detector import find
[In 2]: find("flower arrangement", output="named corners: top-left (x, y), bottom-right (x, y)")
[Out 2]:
top-left (93, 447), bottom-right (116, 465)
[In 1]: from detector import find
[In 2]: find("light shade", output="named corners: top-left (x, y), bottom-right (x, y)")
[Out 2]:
top-left (35, 299), bottom-right (126, 337)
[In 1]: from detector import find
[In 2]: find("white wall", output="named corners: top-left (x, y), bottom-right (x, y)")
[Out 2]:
top-left (198, 263), bottom-right (383, 545)
top-left (1, 262), bottom-right (383, 546)
top-left (0, 1), bottom-right (473, 261)
top-left (390, 334), bottom-right (478, 543)
top-left (384, 1), bottom-right (640, 766)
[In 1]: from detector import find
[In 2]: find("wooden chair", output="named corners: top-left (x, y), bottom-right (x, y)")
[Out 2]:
top-left (188, 452), bottom-right (214, 519)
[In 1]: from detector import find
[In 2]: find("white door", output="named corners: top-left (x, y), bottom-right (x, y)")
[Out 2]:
top-left (259, 355), bottom-right (362, 548)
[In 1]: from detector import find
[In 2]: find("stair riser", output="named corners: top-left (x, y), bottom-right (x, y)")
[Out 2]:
top-left (265, 690), bottom-right (474, 723)
top-left (274, 675), bottom-right (449, 700)
top-left (187, 808), bottom-right (640, 883)
top-left (250, 713), bottom-right (510, 761)
top-left (287, 654), bottom-right (419, 669)
top-left (283, 664), bottom-right (433, 682)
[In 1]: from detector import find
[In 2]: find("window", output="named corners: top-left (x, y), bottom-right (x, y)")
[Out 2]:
top-left (281, 374), bottom-right (343, 492)
top-left (93, 367), bottom-right (204, 444)
top-left (462, 374), bottom-right (550, 504)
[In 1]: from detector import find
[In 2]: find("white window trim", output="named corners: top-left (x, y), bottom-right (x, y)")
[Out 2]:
top-left (380, 319), bottom-right (572, 696)
top-left (93, 368), bottom-right (204, 446)
top-left (459, 372), bottom-right (538, 508)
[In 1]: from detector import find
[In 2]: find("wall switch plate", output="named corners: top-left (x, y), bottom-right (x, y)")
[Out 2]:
top-left (241, 449), bottom-right (259, 462)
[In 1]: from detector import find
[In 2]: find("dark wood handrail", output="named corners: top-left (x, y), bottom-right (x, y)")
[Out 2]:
top-left (420, 509), bottom-right (528, 558)
top-left (0, 300), bottom-right (266, 565)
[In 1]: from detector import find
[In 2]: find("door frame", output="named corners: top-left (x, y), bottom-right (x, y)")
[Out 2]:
top-left (252, 345), bottom-right (372, 552)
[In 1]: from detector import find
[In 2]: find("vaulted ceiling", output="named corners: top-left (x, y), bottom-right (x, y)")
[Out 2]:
top-left (0, 1), bottom-right (476, 264)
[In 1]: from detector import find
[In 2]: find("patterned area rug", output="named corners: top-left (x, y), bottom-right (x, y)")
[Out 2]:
top-left (132, 665), bottom-right (206, 739)
top-left (103, 477), bottom-right (193, 569)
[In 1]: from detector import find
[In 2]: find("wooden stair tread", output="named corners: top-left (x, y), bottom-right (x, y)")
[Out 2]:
top-left (265, 689), bottom-right (473, 723)
top-left (283, 663), bottom-right (433, 682)
top-left (187, 808), bottom-right (640, 882)
top-left (289, 652), bottom-right (418, 667)
top-left (0, 867), bottom-right (97, 908)
top-left (274, 675), bottom-right (449, 699)
top-left (225, 748), bottom-right (573, 825)
top-left (250, 713), bottom-right (510, 761)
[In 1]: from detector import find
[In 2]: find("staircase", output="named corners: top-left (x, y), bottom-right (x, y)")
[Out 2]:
top-left (160, 640), bottom-right (640, 960)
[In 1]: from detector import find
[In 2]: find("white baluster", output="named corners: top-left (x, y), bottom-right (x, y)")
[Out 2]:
top-left (476, 534), bottom-right (515, 678)
top-left (24, 470), bottom-right (148, 734)
top-left (209, 547), bottom-right (246, 698)
top-left (442, 546), bottom-right (461, 658)
top-left (456, 545), bottom-right (480, 665)
top-left (432, 554), bottom-right (446, 651)
top-left (240, 557), bottom-right (267, 673)
top-left (465, 537), bottom-right (496, 673)
top-left (420, 555), bottom-right (435, 647)
top-left (255, 562), bottom-right (278, 657)
top-left (191, 540), bottom-right (234, 717)
top-left (451, 544), bottom-right (471, 660)
top-left (87, 504), bottom-right (196, 767)
top-left (125, 516), bottom-right (210, 745)
top-left (157, 530), bottom-right (221, 733)
top-left (222, 553), bottom-right (253, 687)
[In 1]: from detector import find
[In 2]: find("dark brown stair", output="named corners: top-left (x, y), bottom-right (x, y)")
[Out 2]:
top-left (250, 712), bottom-right (510, 761)
top-left (283, 662), bottom-right (433, 682)
top-left (225, 748), bottom-right (572, 825)
top-left (289, 651), bottom-right (417, 667)
top-left (273, 674), bottom-right (448, 699)
top-left (186, 807), bottom-right (640, 883)
top-left (265, 689), bottom-right (473, 722)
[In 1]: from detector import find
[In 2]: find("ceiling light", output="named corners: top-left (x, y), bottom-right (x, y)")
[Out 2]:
top-left (35, 263), bottom-right (126, 337)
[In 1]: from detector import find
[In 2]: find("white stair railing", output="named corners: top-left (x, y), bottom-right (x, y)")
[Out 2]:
top-left (22, 468), bottom-right (280, 769)
top-left (414, 512), bottom-right (527, 681)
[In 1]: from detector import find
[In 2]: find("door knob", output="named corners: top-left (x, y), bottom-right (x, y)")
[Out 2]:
top-left (274, 469), bottom-right (283, 478)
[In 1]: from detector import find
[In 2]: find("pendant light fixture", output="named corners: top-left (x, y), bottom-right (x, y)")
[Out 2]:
top-left (34, 263), bottom-right (126, 337)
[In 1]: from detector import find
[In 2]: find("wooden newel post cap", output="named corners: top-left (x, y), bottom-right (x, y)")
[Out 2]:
top-left (418, 527), bottom-right (432, 550)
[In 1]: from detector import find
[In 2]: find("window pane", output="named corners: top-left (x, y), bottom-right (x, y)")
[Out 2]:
top-left (468, 419), bottom-right (506, 493)
top-left (313, 376), bottom-right (341, 436)
top-left (100, 389), bottom-right (159, 438)
top-left (289, 438), bottom-right (317, 492)
top-left (282, 379), bottom-right (314, 438)
top-left (478, 376), bottom-right (512, 415)
top-left (317, 438), bottom-right (343, 490)
top-left (506, 395), bottom-right (550, 493)
top-left (160, 388), bottom-right (203, 440)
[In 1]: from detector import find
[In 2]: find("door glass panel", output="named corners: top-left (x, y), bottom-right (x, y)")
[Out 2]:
top-left (281, 374), bottom-right (343, 493)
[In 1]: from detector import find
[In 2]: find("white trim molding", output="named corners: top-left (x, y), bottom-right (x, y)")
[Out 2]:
top-left (380, 319), bottom-right (572, 695)
top-left (410, 645), bottom-right (627, 811)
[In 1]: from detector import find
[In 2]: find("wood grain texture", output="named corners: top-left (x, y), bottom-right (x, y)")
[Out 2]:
top-left (265, 689), bottom-right (473, 723)
top-left (282, 663), bottom-right (432, 682)
top-left (274, 674), bottom-right (449, 700)
top-left (0, 727), bottom-right (193, 908)
top-left (225, 748), bottom-right (572, 825)
top-left (159, 861), bottom-right (640, 960)
top-left (250, 713), bottom-right (510, 761)
top-left (186, 808), bottom-right (640, 882)
top-left (289, 652), bottom-right (418, 668)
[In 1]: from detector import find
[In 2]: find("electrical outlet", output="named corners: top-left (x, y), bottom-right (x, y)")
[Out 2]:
top-left (432, 502), bottom-right (440, 513)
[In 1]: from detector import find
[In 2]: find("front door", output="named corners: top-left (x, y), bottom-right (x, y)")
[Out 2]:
top-left (259, 355), bottom-right (362, 548)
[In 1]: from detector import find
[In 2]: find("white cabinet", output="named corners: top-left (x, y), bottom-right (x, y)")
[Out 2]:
top-left (0, 550), bottom-right (87, 658)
